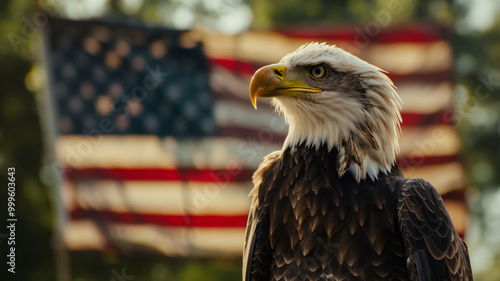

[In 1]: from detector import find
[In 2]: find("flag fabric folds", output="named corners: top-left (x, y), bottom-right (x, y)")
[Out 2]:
top-left (41, 19), bottom-right (466, 257)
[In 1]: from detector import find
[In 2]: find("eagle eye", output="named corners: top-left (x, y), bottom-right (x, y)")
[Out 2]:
top-left (309, 64), bottom-right (327, 79)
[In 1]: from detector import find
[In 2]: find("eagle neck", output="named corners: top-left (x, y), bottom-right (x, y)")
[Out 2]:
top-left (276, 98), bottom-right (398, 182)
top-left (282, 142), bottom-right (400, 183)
top-left (283, 129), bottom-right (394, 183)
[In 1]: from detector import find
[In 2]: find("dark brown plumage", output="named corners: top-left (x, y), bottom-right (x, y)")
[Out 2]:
top-left (244, 43), bottom-right (472, 281)
top-left (244, 144), bottom-right (472, 280)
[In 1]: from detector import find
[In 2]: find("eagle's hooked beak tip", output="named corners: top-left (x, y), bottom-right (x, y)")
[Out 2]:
top-left (249, 65), bottom-right (282, 110)
top-left (251, 96), bottom-right (258, 110)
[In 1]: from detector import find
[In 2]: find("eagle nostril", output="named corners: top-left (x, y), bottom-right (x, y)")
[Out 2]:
top-left (273, 67), bottom-right (284, 79)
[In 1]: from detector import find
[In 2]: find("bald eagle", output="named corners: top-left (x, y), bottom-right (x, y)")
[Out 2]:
top-left (243, 43), bottom-right (472, 281)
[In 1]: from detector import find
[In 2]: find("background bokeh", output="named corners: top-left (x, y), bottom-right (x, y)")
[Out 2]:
top-left (1, 0), bottom-right (500, 280)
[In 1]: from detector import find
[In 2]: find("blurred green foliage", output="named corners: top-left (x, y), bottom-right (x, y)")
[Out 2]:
top-left (1, 0), bottom-right (499, 280)
top-left (0, 1), bottom-right (55, 280)
top-left (69, 254), bottom-right (241, 281)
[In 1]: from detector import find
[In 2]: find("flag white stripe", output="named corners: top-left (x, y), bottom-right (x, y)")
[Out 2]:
top-left (63, 220), bottom-right (107, 251)
top-left (399, 125), bottom-right (461, 157)
top-left (69, 180), bottom-right (252, 215)
top-left (401, 162), bottom-right (466, 194)
top-left (365, 41), bottom-right (452, 75)
top-left (398, 82), bottom-right (452, 114)
top-left (56, 135), bottom-right (277, 169)
top-left (64, 220), bottom-right (245, 256)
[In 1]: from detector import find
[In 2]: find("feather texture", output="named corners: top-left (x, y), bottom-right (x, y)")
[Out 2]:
top-left (244, 144), bottom-right (410, 280)
top-left (397, 178), bottom-right (473, 281)
top-left (244, 42), bottom-right (472, 281)
top-left (243, 145), bottom-right (473, 281)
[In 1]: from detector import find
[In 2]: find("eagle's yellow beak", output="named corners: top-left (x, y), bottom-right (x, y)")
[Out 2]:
top-left (249, 64), bottom-right (322, 109)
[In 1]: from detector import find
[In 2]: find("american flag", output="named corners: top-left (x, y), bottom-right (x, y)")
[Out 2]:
top-left (42, 19), bottom-right (466, 257)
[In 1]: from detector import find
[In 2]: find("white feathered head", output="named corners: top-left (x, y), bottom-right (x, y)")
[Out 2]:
top-left (249, 43), bottom-right (402, 181)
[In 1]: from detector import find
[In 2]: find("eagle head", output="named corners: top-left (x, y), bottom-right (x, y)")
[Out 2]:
top-left (249, 42), bottom-right (402, 181)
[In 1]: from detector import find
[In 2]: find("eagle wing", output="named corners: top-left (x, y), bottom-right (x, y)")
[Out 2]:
top-left (243, 192), bottom-right (271, 281)
top-left (243, 151), bottom-right (281, 281)
top-left (397, 178), bottom-right (473, 281)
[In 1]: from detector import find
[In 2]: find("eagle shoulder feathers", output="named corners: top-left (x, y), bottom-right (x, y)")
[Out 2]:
top-left (244, 42), bottom-right (472, 281)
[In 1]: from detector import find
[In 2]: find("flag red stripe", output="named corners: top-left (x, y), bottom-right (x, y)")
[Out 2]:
top-left (396, 155), bottom-right (458, 168)
top-left (70, 209), bottom-right (248, 228)
top-left (70, 208), bottom-right (464, 234)
top-left (402, 110), bottom-right (452, 127)
top-left (210, 58), bottom-right (258, 76)
top-left (441, 189), bottom-right (466, 201)
top-left (276, 24), bottom-right (445, 44)
top-left (65, 155), bottom-right (457, 181)
top-left (66, 168), bottom-right (254, 182)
